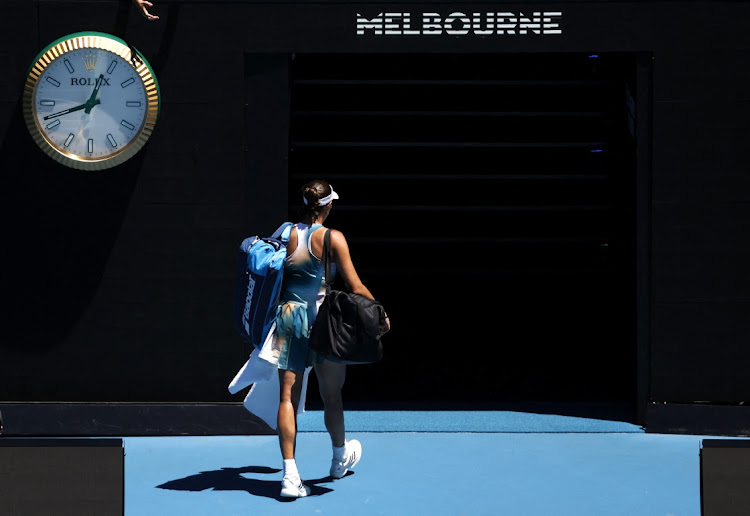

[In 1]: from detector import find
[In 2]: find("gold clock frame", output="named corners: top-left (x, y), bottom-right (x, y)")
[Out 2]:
top-left (23, 32), bottom-right (160, 171)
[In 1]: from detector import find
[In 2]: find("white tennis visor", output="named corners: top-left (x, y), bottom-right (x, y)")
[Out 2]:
top-left (304, 185), bottom-right (339, 206)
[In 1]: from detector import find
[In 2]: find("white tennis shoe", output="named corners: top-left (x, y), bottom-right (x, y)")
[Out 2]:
top-left (280, 476), bottom-right (311, 498)
top-left (330, 439), bottom-right (362, 479)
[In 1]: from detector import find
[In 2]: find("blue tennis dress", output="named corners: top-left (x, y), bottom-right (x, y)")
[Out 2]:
top-left (273, 223), bottom-right (331, 371)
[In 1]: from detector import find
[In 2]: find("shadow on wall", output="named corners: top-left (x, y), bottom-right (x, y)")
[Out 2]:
top-left (0, 100), bottom-right (143, 351)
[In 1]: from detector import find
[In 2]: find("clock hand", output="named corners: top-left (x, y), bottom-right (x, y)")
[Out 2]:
top-left (42, 101), bottom-right (99, 120)
top-left (84, 74), bottom-right (105, 114)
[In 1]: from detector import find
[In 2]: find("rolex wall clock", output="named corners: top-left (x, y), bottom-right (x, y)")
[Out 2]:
top-left (23, 32), bottom-right (160, 170)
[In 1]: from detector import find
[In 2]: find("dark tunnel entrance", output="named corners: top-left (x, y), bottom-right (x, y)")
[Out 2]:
top-left (288, 53), bottom-right (646, 414)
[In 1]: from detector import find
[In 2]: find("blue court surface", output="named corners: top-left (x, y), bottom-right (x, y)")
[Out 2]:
top-left (122, 410), bottom-right (738, 515)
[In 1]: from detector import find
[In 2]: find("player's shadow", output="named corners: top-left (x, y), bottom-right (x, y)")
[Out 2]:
top-left (157, 465), bottom-right (335, 501)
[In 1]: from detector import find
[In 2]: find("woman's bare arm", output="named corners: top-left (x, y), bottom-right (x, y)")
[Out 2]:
top-left (330, 230), bottom-right (390, 331)
top-left (330, 230), bottom-right (374, 299)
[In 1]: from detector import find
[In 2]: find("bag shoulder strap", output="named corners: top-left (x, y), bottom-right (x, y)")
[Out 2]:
top-left (271, 222), bottom-right (294, 243)
top-left (322, 229), bottom-right (332, 292)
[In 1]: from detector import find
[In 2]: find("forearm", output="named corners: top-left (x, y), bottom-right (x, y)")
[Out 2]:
top-left (349, 282), bottom-right (375, 300)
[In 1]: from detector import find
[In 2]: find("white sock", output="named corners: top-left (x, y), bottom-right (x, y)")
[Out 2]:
top-left (283, 459), bottom-right (299, 479)
top-left (333, 443), bottom-right (346, 462)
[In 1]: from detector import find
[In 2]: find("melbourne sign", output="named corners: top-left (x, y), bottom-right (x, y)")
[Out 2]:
top-left (356, 11), bottom-right (563, 36)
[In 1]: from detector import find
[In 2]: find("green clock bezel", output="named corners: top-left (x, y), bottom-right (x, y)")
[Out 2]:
top-left (23, 31), bottom-right (161, 171)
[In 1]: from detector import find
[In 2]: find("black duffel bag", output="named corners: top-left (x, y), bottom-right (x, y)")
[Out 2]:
top-left (308, 229), bottom-right (386, 364)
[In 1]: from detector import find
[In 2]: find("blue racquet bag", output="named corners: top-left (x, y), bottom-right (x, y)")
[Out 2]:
top-left (233, 222), bottom-right (294, 349)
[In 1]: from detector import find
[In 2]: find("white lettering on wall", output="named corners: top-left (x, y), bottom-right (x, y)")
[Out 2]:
top-left (356, 11), bottom-right (563, 36)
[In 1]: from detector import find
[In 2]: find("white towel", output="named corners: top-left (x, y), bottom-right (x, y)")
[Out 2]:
top-left (228, 323), bottom-right (311, 430)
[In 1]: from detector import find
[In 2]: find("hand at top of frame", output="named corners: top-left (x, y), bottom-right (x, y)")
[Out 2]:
top-left (133, 0), bottom-right (159, 20)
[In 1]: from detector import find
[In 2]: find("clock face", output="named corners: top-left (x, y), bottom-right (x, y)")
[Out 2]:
top-left (23, 33), bottom-right (159, 170)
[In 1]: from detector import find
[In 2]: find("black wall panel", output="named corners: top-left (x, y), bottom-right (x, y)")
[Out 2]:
top-left (701, 440), bottom-right (750, 516)
top-left (0, 0), bottom-right (748, 418)
top-left (0, 438), bottom-right (124, 515)
top-left (0, 1), bottom-right (252, 402)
